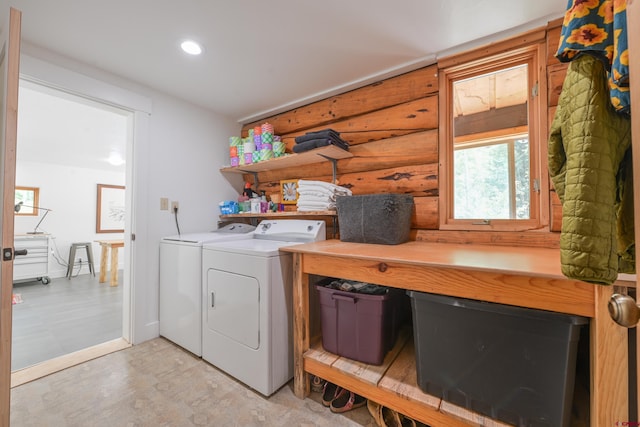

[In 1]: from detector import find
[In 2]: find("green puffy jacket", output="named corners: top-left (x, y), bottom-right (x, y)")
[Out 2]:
top-left (548, 54), bottom-right (634, 285)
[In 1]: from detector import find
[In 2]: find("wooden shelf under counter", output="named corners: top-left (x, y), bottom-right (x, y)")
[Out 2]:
top-left (281, 239), bottom-right (634, 427)
top-left (305, 333), bottom-right (511, 427)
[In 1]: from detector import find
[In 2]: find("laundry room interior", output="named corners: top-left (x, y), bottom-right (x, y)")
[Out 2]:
top-left (3, 1), bottom-right (639, 427)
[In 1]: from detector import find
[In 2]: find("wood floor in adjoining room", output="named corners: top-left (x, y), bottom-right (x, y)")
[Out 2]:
top-left (11, 338), bottom-right (375, 427)
top-left (11, 271), bottom-right (123, 371)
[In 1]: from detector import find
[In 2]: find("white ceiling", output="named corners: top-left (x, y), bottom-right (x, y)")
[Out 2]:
top-left (10, 1), bottom-right (566, 172)
top-left (17, 80), bottom-right (129, 172)
top-left (11, 0), bottom-right (566, 123)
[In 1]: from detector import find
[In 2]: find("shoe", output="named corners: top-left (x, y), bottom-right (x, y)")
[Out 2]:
top-left (382, 406), bottom-right (417, 427)
top-left (367, 399), bottom-right (417, 427)
top-left (322, 381), bottom-right (342, 407)
top-left (329, 388), bottom-right (367, 413)
top-left (367, 400), bottom-right (385, 426)
top-left (311, 375), bottom-right (326, 393)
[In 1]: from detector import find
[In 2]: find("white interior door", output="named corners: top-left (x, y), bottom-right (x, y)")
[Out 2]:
top-left (0, 6), bottom-right (21, 425)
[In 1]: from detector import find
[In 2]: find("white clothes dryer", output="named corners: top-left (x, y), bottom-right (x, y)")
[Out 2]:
top-left (201, 220), bottom-right (326, 396)
top-left (159, 223), bottom-right (255, 356)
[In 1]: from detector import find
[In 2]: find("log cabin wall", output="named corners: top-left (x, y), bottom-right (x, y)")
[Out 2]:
top-left (240, 20), bottom-right (566, 248)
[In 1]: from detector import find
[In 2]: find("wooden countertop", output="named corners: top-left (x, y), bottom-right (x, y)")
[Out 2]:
top-left (281, 239), bottom-right (636, 287)
top-left (286, 238), bottom-right (634, 425)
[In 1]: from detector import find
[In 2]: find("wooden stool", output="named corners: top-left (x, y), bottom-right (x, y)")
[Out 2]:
top-left (66, 242), bottom-right (95, 278)
top-left (96, 240), bottom-right (124, 287)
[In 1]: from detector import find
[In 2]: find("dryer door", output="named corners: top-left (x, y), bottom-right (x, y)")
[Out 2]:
top-left (206, 268), bottom-right (260, 349)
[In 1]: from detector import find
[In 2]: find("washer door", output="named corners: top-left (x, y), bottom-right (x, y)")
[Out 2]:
top-left (206, 268), bottom-right (259, 349)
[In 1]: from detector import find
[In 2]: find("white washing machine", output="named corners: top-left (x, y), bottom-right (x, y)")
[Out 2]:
top-left (201, 219), bottom-right (326, 396)
top-left (159, 223), bottom-right (255, 356)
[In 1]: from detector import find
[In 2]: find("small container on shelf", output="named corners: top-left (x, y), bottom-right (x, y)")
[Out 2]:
top-left (315, 279), bottom-right (408, 365)
top-left (218, 200), bottom-right (239, 215)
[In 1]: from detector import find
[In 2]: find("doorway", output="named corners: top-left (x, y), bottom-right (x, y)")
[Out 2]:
top-left (10, 79), bottom-right (132, 377)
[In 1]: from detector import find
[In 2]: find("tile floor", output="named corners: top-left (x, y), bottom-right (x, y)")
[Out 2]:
top-left (11, 338), bottom-right (376, 427)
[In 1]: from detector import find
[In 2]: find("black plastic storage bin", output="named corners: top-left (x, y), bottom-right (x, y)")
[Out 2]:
top-left (408, 291), bottom-right (587, 427)
top-left (336, 193), bottom-right (414, 245)
top-left (316, 283), bottom-right (407, 365)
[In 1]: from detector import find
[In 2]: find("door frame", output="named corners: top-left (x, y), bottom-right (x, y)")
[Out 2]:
top-left (0, 7), bottom-right (21, 426)
top-left (17, 52), bottom-right (152, 346)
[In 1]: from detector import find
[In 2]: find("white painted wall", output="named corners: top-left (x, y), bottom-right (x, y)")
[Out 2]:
top-left (19, 44), bottom-right (243, 344)
top-left (14, 161), bottom-right (125, 278)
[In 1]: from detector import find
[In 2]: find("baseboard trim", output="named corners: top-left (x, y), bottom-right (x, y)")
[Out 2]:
top-left (11, 337), bottom-right (131, 388)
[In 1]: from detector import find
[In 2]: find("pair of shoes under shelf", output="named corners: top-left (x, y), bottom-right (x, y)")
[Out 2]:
top-left (367, 399), bottom-right (419, 427)
top-left (321, 381), bottom-right (342, 407)
top-left (329, 387), bottom-right (366, 413)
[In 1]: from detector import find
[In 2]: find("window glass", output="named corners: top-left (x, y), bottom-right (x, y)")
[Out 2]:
top-left (439, 44), bottom-right (545, 231)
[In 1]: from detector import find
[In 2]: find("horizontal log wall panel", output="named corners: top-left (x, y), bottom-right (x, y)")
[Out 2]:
top-left (250, 162), bottom-right (335, 186)
top-left (415, 229), bottom-right (560, 248)
top-left (242, 65), bottom-right (439, 136)
top-left (413, 196), bottom-right (439, 229)
top-left (250, 130), bottom-right (438, 194)
top-left (253, 129), bottom-right (438, 183)
top-left (338, 163), bottom-right (438, 196)
top-left (279, 96), bottom-right (438, 147)
top-left (337, 130), bottom-right (438, 174)
top-left (255, 129), bottom-right (437, 184)
top-left (254, 161), bottom-right (438, 197)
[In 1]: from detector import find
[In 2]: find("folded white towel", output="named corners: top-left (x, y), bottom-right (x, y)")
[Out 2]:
top-left (297, 189), bottom-right (336, 198)
top-left (297, 180), bottom-right (352, 196)
top-left (297, 200), bottom-right (334, 208)
top-left (298, 194), bottom-right (333, 203)
top-left (297, 206), bottom-right (336, 212)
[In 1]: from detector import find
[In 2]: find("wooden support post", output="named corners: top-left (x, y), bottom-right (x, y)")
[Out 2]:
top-left (292, 252), bottom-right (310, 398)
top-left (591, 284), bottom-right (628, 426)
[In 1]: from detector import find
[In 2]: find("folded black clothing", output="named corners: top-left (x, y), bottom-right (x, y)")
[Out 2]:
top-left (311, 136), bottom-right (348, 149)
top-left (292, 138), bottom-right (349, 153)
top-left (292, 139), bottom-right (328, 153)
top-left (295, 129), bottom-right (341, 143)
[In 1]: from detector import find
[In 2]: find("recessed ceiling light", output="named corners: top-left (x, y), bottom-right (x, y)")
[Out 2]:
top-left (181, 40), bottom-right (202, 55)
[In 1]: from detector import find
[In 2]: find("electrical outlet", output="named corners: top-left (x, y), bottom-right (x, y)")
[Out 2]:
top-left (171, 201), bottom-right (179, 212)
top-left (160, 197), bottom-right (169, 211)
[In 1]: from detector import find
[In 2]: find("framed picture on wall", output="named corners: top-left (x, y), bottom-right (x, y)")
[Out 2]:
top-left (14, 186), bottom-right (40, 216)
top-left (280, 179), bottom-right (299, 205)
top-left (96, 184), bottom-right (125, 233)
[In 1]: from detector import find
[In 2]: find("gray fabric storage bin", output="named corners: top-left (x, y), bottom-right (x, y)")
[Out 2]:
top-left (336, 194), bottom-right (414, 244)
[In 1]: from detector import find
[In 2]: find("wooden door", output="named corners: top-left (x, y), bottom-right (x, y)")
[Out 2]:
top-left (0, 7), bottom-right (21, 427)
top-left (628, 0), bottom-right (640, 420)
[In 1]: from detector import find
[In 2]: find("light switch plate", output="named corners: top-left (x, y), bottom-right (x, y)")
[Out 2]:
top-left (160, 198), bottom-right (169, 210)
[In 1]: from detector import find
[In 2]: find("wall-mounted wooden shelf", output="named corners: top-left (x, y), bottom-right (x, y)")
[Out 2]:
top-left (220, 210), bottom-right (337, 220)
top-left (220, 145), bottom-right (352, 175)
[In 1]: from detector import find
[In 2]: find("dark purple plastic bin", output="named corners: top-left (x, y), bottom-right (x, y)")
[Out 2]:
top-left (315, 284), bottom-right (406, 365)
